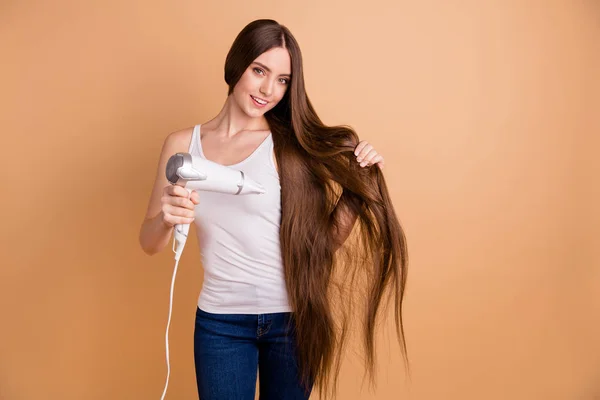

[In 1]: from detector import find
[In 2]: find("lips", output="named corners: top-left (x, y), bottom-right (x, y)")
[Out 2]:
top-left (250, 95), bottom-right (268, 106)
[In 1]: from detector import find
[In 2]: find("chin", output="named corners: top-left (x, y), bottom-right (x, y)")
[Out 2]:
top-left (242, 107), bottom-right (263, 119)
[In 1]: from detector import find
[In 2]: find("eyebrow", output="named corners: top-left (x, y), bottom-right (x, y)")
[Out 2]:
top-left (253, 62), bottom-right (291, 77)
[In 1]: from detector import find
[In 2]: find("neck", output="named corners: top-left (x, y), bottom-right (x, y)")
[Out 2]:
top-left (209, 95), bottom-right (270, 138)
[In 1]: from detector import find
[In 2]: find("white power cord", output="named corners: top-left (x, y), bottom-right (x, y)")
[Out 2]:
top-left (160, 190), bottom-right (191, 400)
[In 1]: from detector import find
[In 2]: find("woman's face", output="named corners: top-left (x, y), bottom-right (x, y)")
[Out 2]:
top-left (232, 46), bottom-right (292, 118)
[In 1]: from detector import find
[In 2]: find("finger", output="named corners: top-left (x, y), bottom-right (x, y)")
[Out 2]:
top-left (163, 213), bottom-right (195, 227)
top-left (165, 185), bottom-right (179, 196)
top-left (368, 154), bottom-right (383, 165)
top-left (354, 140), bottom-right (369, 156)
top-left (356, 144), bottom-right (373, 161)
top-left (357, 149), bottom-right (378, 167)
top-left (163, 194), bottom-right (195, 210)
top-left (176, 196), bottom-right (196, 210)
top-left (164, 203), bottom-right (196, 218)
top-left (166, 185), bottom-right (191, 198)
top-left (359, 149), bottom-right (378, 166)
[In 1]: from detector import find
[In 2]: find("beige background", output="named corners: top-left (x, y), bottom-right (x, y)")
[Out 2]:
top-left (1, 0), bottom-right (599, 399)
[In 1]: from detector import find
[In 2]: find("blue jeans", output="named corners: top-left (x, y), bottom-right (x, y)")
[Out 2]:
top-left (194, 307), bottom-right (314, 399)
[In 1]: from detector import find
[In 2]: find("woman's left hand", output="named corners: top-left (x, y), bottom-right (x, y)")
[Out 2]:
top-left (354, 140), bottom-right (385, 170)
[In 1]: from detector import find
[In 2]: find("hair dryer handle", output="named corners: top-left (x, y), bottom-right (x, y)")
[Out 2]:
top-left (174, 223), bottom-right (190, 242)
top-left (172, 187), bottom-right (193, 260)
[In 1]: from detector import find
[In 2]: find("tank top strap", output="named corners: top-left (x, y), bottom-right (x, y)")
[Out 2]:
top-left (188, 124), bottom-right (201, 156)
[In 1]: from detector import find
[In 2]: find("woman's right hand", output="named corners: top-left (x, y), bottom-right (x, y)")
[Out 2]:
top-left (160, 185), bottom-right (201, 228)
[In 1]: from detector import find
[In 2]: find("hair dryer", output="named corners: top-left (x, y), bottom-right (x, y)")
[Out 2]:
top-left (165, 152), bottom-right (265, 259)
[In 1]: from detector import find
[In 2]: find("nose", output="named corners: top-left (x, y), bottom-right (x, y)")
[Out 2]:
top-left (260, 79), bottom-right (274, 97)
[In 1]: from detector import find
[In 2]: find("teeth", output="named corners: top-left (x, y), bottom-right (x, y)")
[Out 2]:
top-left (252, 96), bottom-right (267, 105)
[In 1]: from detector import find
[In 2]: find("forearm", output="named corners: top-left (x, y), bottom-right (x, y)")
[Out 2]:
top-left (139, 211), bottom-right (174, 256)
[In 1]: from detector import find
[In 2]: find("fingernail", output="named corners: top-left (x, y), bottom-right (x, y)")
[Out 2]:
top-left (357, 157), bottom-right (362, 162)
top-left (360, 162), bottom-right (366, 167)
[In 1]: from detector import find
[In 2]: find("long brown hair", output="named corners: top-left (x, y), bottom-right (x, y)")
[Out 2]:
top-left (224, 19), bottom-right (409, 399)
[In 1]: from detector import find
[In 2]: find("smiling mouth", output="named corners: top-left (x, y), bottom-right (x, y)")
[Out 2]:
top-left (251, 95), bottom-right (268, 105)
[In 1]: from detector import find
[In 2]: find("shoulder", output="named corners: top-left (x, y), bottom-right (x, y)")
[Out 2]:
top-left (157, 126), bottom-right (196, 158)
top-left (152, 126), bottom-right (196, 166)
top-left (165, 126), bottom-right (195, 148)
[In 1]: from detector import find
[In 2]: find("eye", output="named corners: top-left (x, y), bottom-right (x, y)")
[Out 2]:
top-left (253, 67), bottom-right (265, 76)
top-left (279, 78), bottom-right (290, 85)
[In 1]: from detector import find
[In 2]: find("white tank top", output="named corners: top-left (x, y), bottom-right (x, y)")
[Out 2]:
top-left (188, 124), bottom-right (292, 314)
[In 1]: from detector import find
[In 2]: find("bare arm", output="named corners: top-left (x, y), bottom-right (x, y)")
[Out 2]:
top-left (139, 127), bottom-right (195, 255)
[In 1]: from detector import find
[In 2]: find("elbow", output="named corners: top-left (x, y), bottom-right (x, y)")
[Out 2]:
top-left (141, 246), bottom-right (158, 256)
top-left (138, 230), bottom-right (158, 257)
top-left (139, 239), bottom-right (155, 256)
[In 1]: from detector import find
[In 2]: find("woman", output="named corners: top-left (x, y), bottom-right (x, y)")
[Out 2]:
top-left (139, 19), bottom-right (408, 400)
